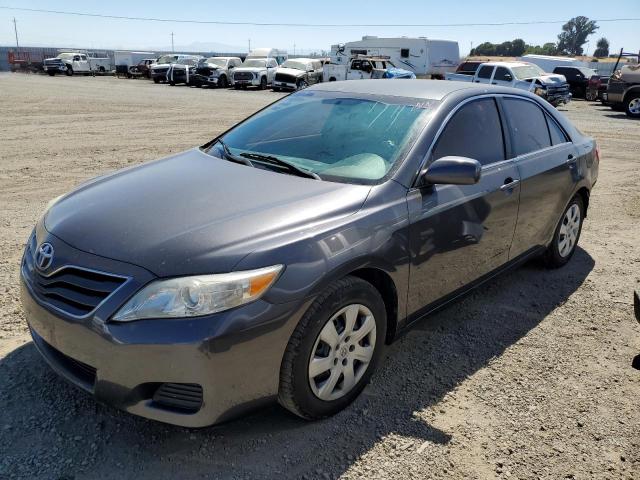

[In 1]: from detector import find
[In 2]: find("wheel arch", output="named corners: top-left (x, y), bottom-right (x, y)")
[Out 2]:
top-left (348, 267), bottom-right (399, 345)
top-left (575, 186), bottom-right (590, 217)
top-left (623, 86), bottom-right (640, 103)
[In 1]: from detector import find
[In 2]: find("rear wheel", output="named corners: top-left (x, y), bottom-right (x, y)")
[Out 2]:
top-left (278, 276), bottom-right (386, 420)
top-left (625, 95), bottom-right (640, 118)
top-left (545, 195), bottom-right (584, 268)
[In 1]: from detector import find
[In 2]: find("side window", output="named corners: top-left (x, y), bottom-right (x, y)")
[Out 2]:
top-left (80, 55), bottom-right (87, 61)
top-left (547, 116), bottom-right (569, 145)
top-left (494, 67), bottom-right (511, 81)
top-left (477, 65), bottom-right (494, 79)
top-left (73, 55), bottom-right (81, 61)
top-left (351, 60), bottom-right (362, 70)
top-left (503, 98), bottom-right (552, 156)
top-left (433, 98), bottom-right (505, 166)
top-left (401, 48), bottom-right (410, 58)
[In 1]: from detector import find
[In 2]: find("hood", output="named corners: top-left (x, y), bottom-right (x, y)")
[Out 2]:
top-left (533, 74), bottom-right (567, 86)
top-left (276, 67), bottom-right (304, 77)
top-left (234, 67), bottom-right (266, 74)
top-left (44, 149), bottom-right (370, 277)
top-left (151, 63), bottom-right (173, 69)
top-left (384, 68), bottom-right (416, 79)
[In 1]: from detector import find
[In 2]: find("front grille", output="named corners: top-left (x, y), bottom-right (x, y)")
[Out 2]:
top-left (234, 71), bottom-right (254, 81)
top-left (44, 60), bottom-right (63, 66)
top-left (22, 237), bottom-right (127, 317)
top-left (275, 72), bottom-right (297, 83)
top-left (153, 383), bottom-right (203, 413)
top-left (548, 84), bottom-right (570, 95)
top-left (196, 66), bottom-right (212, 76)
top-left (153, 67), bottom-right (168, 75)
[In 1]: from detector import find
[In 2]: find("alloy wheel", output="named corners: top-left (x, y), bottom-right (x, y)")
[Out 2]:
top-left (558, 203), bottom-right (581, 257)
top-left (308, 304), bottom-right (376, 401)
top-left (628, 98), bottom-right (640, 115)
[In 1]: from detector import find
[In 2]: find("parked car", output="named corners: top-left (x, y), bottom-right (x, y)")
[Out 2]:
top-left (130, 58), bottom-right (157, 79)
top-left (444, 60), bottom-right (485, 81)
top-left (21, 80), bottom-right (598, 427)
top-left (323, 55), bottom-right (415, 81)
top-left (447, 61), bottom-right (572, 107)
top-left (586, 75), bottom-right (609, 102)
top-left (150, 54), bottom-right (200, 83)
top-left (43, 52), bottom-right (111, 76)
top-left (552, 66), bottom-right (598, 99)
top-left (272, 58), bottom-right (324, 91)
top-left (603, 65), bottom-right (640, 118)
top-left (193, 57), bottom-right (243, 88)
top-left (232, 57), bottom-right (279, 89)
top-left (166, 57), bottom-right (203, 86)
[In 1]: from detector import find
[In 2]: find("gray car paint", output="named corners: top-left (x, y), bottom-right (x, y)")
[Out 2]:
top-left (22, 80), bottom-right (598, 426)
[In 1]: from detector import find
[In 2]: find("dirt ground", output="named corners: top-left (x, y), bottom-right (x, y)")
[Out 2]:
top-left (0, 73), bottom-right (638, 480)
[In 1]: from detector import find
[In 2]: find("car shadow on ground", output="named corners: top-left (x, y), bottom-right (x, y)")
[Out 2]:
top-left (0, 248), bottom-right (595, 480)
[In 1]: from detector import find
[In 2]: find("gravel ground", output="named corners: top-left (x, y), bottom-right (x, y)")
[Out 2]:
top-left (0, 73), bottom-right (638, 480)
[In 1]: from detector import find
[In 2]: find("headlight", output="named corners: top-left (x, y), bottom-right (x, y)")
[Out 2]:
top-left (112, 265), bottom-right (283, 321)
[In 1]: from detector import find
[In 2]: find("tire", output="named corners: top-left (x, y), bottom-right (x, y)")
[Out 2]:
top-left (98, 66), bottom-right (105, 73)
top-left (259, 76), bottom-right (267, 90)
top-left (273, 87), bottom-right (280, 92)
top-left (153, 77), bottom-right (160, 84)
top-left (47, 71), bottom-right (55, 77)
top-left (278, 276), bottom-right (387, 420)
top-left (544, 195), bottom-right (584, 268)
top-left (218, 75), bottom-right (228, 88)
top-left (625, 95), bottom-right (640, 118)
top-left (297, 79), bottom-right (309, 90)
top-left (329, 77), bottom-right (337, 82)
top-left (234, 84), bottom-right (241, 90)
top-left (65, 67), bottom-right (73, 76)
top-left (169, 81), bottom-right (175, 86)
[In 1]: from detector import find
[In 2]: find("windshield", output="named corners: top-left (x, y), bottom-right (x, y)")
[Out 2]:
top-left (56, 53), bottom-right (74, 60)
top-left (157, 55), bottom-right (178, 64)
top-left (204, 58), bottom-right (227, 67)
top-left (281, 60), bottom-right (308, 71)
top-left (242, 59), bottom-right (267, 68)
top-left (512, 64), bottom-right (545, 79)
top-left (206, 91), bottom-right (437, 184)
top-left (578, 67), bottom-right (597, 77)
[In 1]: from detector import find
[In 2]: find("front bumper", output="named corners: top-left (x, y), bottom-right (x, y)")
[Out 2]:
top-left (233, 76), bottom-right (260, 87)
top-left (43, 65), bottom-right (67, 73)
top-left (193, 74), bottom-right (221, 86)
top-left (273, 80), bottom-right (296, 90)
top-left (545, 91), bottom-right (572, 106)
top-left (20, 230), bottom-right (308, 427)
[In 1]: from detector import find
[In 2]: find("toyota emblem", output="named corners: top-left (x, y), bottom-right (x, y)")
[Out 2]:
top-left (35, 243), bottom-right (54, 270)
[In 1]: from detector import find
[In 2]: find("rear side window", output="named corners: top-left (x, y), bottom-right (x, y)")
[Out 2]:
top-left (401, 49), bottom-right (410, 58)
top-left (477, 65), bottom-right (493, 79)
top-left (433, 98), bottom-right (505, 166)
top-left (547, 116), bottom-right (569, 145)
top-left (503, 98), bottom-right (551, 156)
top-left (494, 67), bottom-right (511, 81)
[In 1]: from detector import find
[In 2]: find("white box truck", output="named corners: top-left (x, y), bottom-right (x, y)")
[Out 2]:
top-left (329, 36), bottom-right (459, 78)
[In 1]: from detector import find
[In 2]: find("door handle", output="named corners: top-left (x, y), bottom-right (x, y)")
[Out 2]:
top-left (566, 154), bottom-right (577, 164)
top-left (500, 178), bottom-right (520, 191)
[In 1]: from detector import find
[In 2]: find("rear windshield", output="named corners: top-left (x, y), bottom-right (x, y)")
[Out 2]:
top-left (242, 59), bottom-right (267, 68)
top-left (207, 90), bottom-right (438, 184)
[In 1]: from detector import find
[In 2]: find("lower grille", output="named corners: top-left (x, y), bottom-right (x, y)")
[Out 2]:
top-left (22, 236), bottom-right (127, 317)
top-left (234, 71), bottom-right (254, 81)
top-left (275, 72), bottom-right (297, 83)
top-left (153, 383), bottom-right (203, 413)
top-left (196, 67), bottom-right (213, 76)
top-left (36, 332), bottom-right (97, 386)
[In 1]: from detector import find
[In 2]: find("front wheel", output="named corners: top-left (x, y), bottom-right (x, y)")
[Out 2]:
top-left (218, 75), bottom-right (228, 88)
top-left (278, 276), bottom-right (387, 420)
top-left (259, 76), bottom-right (267, 90)
top-left (65, 67), bottom-right (73, 76)
top-left (47, 71), bottom-right (55, 77)
top-left (153, 77), bottom-right (160, 84)
top-left (545, 195), bottom-right (584, 268)
top-left (625, 95), bottom-right (640, 118)
top-left (296, 79), bottom-right (308, 90)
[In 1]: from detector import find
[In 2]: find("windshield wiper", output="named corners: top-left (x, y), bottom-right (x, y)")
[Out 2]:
top-left (238, 152), bottom-right (320, 180)
top-left (216, 139), bottom-right (253, 167)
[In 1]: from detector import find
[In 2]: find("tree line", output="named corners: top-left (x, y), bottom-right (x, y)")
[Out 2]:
top-left (470, 16), bottom-right (609, 58)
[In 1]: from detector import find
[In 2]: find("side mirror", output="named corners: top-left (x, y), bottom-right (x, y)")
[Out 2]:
top-left (504, 73), bottom-right (512, 81)
top-left (421, 156), bottom-right (482, 186)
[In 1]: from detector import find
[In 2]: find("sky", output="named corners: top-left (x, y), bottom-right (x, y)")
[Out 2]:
top-left (1, 1), bottom-right (639, 56)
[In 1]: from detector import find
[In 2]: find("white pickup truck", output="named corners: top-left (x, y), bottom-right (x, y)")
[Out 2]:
top-left (446, 61), bottom-right (572, 106)
top-left (43, 52), bottom-right (111, 76)
top-left (323, 55), bottom-right (415, 82)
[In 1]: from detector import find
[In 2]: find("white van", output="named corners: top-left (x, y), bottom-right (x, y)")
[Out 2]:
top-left (329, 36), bottom-right (459, 78)
top-left (247, 48), bottom-right (288, 65)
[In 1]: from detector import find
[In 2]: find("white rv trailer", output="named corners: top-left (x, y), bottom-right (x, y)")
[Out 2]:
top-left (518, 54), bottom-right (588, 73)
top-left (247, 48), bottom-right (288, 65)
top-left (114, 51), bottom-right (157, 68)
top-left (329, 36), bottom-right (459, 77)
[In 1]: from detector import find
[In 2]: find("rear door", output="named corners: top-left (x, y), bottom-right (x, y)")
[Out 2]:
top-left (407, 96), bottom-right (520, 315)
top-left (500, 96), bottom-right (579, 258)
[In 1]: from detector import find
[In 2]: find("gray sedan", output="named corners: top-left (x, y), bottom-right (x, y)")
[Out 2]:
top-left (21, 80), bottom-right (598, 427)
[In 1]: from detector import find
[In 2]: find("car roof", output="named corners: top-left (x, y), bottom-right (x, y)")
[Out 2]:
top-left (309, 79), bottom-right (499, 100)
top-left (481, 62), bottom-right (533, 68)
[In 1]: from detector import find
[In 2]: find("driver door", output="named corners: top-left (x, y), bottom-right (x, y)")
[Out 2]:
top-left (407, 97), bottom-right (520, 316)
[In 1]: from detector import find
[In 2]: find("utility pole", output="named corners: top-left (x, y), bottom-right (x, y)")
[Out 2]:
top-left (13, 17), bottom-right (19, 50)
top-left (171, 32), bottom-right (174, 52)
